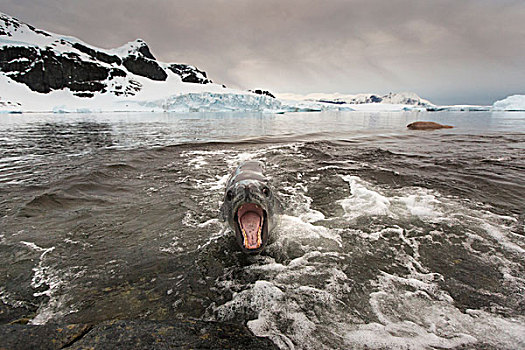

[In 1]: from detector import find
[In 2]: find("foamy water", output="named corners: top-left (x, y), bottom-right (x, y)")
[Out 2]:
top-left (0, 111), bottom-right (523, 348)
top-left (198, 161), bottom-right (524, 349)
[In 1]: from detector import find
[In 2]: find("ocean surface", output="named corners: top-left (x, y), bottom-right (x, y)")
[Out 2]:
top-left (1, 110), bottom-right (524, 349)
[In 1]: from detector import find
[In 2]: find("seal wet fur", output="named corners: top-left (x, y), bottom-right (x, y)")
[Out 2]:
top-left (221, 161), bottom-right (280, 254)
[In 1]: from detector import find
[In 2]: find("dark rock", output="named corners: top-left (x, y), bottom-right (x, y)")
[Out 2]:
top-left (1, 14), bottom-right (18, 34)
top-left (73, 92), bottom-right (95, 98)
top-left (68, 81), bottom-right (106, 92)
top-left (0, 320), bottom-right (278, 350)
top-left (0, 303), bottom-right (35, 325)
top-left (33, 29), bottom-right (51, 37)
top-left (1, 13), bottom-right (223, 97)
top-left (123, 55), bottom-right (167, 81)
top-left (168, 64), bottom-right (212, 84)
top-left (109, 68), bottom-right (127, 78)
top-left (0, 323), bottom-right (92, 350)
top-left (407, 121), bottom-right (454, 130)
top-left (136, 42), bottom-right (156, 60)
top-left (0, 47), bottom-right (110, 93)
top-left (369, 95), bottom-right (382, 103)
top-left (318, 99), bottom-right (345, 105)
top-left (249, 89), bottom-right (275, 98)
top-left (64, 52), bottom-right (80, 59)
top-left (72, 43), bottom-right (121, 65)
top-left (0, 46), bottom-right (37, 71)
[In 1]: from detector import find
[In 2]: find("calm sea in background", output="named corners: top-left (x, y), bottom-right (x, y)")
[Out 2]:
top-left (1, 110), bottom-right (524, 349)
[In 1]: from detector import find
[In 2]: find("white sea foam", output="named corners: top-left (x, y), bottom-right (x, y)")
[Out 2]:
top-left (187, 155), bottom-right (208, 169)
top-left (480, 221), bottom-right (525, 254)
top-left (338, 175), bottom-right (443, 220)
top-left (208, 170), bottom-right (524, 349)
top-left (20, 241), bottom-right (85, 325)
top-left (338, 176), bottom-right (524, 255)
top-left (273, 215), bottom-right (342, 250)
top-left (226, 151), bottom-right (262, 167)
top-left (343, 320), bottom-right (477, 349)
top-left (359, 275), bottom-right (525, 349)
top-left (199, 174), bottom-right (230, 192)
top-left (0, 287), bottom-right (28, 309)
top-left (198, 218), bottom-right (220, 228)
top-left (338, 176), bottom-right (390, 218)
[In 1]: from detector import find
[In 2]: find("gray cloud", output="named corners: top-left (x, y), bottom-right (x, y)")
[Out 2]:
top-left (1, 0), bottom-right (524, 104)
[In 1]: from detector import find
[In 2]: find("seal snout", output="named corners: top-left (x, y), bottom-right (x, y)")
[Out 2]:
top-left (240, 183), bottom-right (258, 201)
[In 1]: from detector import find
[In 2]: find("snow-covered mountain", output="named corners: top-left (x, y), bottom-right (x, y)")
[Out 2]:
top-left (0, 12), bottom-right (291, 113)
top-left (277, 92), bottom-right (434, 107)
top-left (4, 12), bottom-right (513, 114)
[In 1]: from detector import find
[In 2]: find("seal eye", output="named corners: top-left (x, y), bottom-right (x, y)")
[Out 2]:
top-left (226, 190), bottom-right (233, 201)
top-left (262, 187), bottom-right (270, 197)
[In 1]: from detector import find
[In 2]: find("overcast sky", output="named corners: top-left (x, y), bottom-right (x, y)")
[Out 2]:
top-left (1, 0), bottom-right (524, 104)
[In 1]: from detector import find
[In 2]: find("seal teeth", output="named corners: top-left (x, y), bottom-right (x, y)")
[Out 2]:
top-left (237, 203), bottom-right (264, 250)
top-left (240, 217), bottom-right (263, 249)
top-left (242, 227), bottom-right (249, 248)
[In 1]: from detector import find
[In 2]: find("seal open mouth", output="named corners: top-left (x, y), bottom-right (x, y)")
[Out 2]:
top-left (236, 203), bottom-right (266, 250)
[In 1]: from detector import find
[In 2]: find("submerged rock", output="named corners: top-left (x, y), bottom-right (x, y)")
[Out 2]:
top-left (407, 121), bottom-right (454, 130)
top-left (0, 323), bottom-right (91, 349)
top-left (0, 320), bottom-right (278, 349)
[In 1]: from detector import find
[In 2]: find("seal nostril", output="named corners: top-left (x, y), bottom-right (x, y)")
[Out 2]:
top-left (262, 187), bottom-right (270, 197)
top-left (226, 190), bottom-right (233, 201)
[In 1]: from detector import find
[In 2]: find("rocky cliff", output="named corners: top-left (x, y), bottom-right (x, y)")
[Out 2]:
top-left (0, 12), bottom-right (212, 100)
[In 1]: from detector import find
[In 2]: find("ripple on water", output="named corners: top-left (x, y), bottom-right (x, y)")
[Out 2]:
top-left (1, 137), bottom-right (524, 349)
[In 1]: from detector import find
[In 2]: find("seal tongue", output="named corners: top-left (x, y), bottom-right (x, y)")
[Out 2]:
top-left (240, 211), bottom-right (262, 249)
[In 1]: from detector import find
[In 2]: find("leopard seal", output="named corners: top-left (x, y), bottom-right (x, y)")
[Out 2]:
top-left (220, 161), bottom-right (280, 254)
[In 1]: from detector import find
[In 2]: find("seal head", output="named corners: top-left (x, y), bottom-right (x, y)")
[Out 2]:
top-left (221, 161), bottom-right (279, 254)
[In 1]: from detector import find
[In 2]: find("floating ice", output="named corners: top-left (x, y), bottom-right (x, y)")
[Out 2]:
top-left (493, 95), bottom-right (525, 111)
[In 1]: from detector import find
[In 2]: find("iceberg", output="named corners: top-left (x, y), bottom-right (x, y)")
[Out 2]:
top-left (136, 92), bottom-right (284, 113)
top-left (426, 105), bottom-right (491, 112)
top-left (492, 95), bottom-right (525, 111)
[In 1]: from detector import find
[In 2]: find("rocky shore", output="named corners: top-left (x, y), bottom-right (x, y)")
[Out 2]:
top-left (0, 319), bottom-right (278, 349)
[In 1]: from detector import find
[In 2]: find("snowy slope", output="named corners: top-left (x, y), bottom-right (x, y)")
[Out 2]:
top-left (277, 92), bottom-right (434, 107)
top-left (0, 12), bottom-right (429, 113)
top-left (0, 12), bottom-right (292, 113)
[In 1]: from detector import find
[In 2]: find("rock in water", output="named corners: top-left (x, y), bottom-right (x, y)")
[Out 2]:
top-left (407, 121), bottom-right (454, 130)
top-left (0, 320), bottom-right (278, 349)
